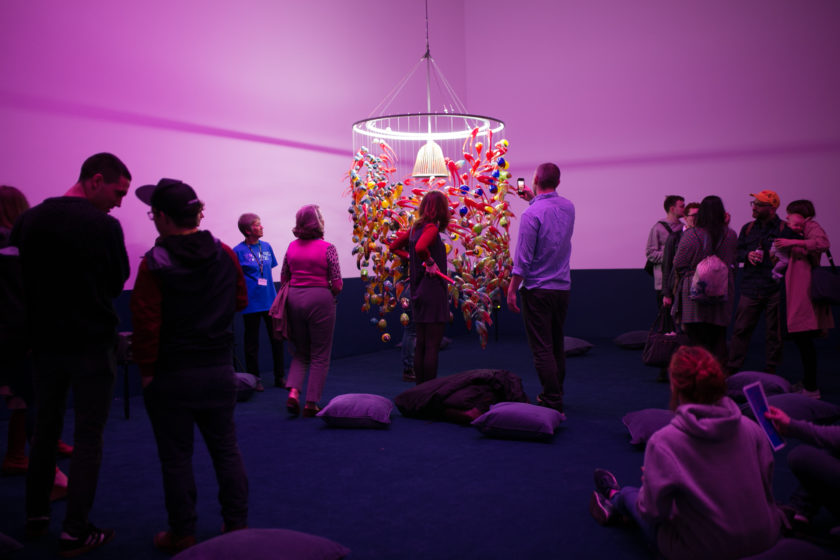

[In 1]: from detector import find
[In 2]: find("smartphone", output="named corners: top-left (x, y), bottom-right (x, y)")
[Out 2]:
top-left (517, 178), bottom-right (525, 192)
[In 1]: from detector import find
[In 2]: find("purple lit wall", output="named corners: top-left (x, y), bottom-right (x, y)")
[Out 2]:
top-left (2, 0), bottom-right (838, 284)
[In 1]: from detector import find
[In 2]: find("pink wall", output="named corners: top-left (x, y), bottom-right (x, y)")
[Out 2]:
top-left (1, 0), bottom-right (838, 282)
top-left (465, 0), bottom-right (840, 268)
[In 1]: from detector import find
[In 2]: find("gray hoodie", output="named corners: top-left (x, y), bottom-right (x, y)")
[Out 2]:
top-left (638, 397), bottom-right (786, 560)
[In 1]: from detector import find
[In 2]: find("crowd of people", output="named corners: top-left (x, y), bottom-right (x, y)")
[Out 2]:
top-left (646, 190), bottom-right (834, 397)
top-left (1, 153), bottom-right (836, 558)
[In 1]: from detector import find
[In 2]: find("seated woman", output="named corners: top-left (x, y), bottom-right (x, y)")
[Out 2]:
top-left (589, 345), bottom-right (786, 560)
top-left (765, 405), bottom-right (840, 536)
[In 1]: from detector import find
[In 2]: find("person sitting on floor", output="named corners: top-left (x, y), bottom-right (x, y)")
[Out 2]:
top-left (589, 345), bottom-right (787, 560)
top-left (765, 405), bottom-right (840, 539)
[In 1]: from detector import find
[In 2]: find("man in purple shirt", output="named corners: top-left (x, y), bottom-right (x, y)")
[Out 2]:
top-left (506, 163), bottom-right (575, 414)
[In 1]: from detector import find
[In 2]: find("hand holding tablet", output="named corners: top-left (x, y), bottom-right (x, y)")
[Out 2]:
top-left (743, 381), bottom-right (786, 451)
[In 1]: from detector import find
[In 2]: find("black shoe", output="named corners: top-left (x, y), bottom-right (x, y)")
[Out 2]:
top-left (255, 380), bottom-right (265, 392)
top-left (593, 468), bottom-right (620, 499)
top-left (59, 524), bottom-right (114, 557)
top-left (24, 517), bottom-right (50, 540)
top-left (302, 405), bottom-right (321, 418)
top-left (274, 376), bottom-right (286, 388)
top-left (536, 394), bottom-right (564, 412)
top-left (402, 369), bottom-right (416, 382)
top-left (590, 491), bottom-right (616, 525)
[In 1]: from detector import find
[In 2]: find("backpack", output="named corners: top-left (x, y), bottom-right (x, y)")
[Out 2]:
top-left (689, 230), bottom-right (729, 304)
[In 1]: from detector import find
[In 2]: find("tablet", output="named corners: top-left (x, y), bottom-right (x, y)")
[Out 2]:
top-left (742, 381), bottom-right (786, 451)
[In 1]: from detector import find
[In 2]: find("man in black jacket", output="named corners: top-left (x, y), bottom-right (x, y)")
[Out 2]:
top-left (131, 178), bottom-right (249, 554)
top-left (12, 153), bottom-right (131, 556)
top-left (727, 190), bottom-right (787, 374)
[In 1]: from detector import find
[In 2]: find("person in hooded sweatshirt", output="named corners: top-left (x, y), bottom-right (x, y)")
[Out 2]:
top-left (131, 179), bottom-right (249, 554)
top-left (589, 345), bottom-right (786, 560)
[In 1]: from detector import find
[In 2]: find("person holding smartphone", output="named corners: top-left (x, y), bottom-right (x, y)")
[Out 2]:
top-left (516, 177), bottom-right (535, 201)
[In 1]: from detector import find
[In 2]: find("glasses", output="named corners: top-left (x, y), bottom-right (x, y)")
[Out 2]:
top-left (147, 210), bottom-right (155, 220)
top-left (750, 201), bottom-right (772, 208)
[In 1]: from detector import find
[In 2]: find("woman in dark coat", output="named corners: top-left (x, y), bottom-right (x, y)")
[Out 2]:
top-left (671, 195), bottom-right (737, 365)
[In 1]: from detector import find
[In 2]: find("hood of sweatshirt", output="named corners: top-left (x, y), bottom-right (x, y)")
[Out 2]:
top-left (670, 396), bottom-right (743, 442)
top-left (155, 230), bottom-right (219, 267)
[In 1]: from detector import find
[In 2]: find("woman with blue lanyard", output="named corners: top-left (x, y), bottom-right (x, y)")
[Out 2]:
top-left (233, 213), bottom-right (284, 391)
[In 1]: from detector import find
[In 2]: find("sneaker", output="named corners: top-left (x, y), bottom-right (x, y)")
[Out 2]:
top-left (59, 524), bottom-right (114, 557)
top-left (255, 380), bottom-right (265, 392)
top-left (153, 530), bottom-right (196, 554)
top-left (536, 394), bottom-right (565, 416)
top-left (590, 490), bottom-right (616, 525)
top-left (221, 523), bottom-right (248, 533)
top-left (24, 517), bottom-right (50, 540)
top-left (402, 369), bottom-right (416, 382)
top-left (593, 468), bottom-right (620, 499)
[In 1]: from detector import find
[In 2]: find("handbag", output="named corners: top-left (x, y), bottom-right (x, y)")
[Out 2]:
top-left (268, 282), bottom-right (290, 340)
top-left (642, 308), bottom-right (690, 368)
top-left (811, 249), bottom-right (840, 305)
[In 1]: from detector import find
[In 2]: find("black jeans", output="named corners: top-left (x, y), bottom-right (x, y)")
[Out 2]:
top-left (727, 291), bottom-right (783, 373)
top-left (26, 348), bottom-right (116, 536)
top-left (790, 331), bottom-right (818, 391)
top-left (242, 311), bottom-right (284, 381)
top-left (144, 364), bottom-right (248, 536)
top-left (521, 288), bottom-right (570, 411)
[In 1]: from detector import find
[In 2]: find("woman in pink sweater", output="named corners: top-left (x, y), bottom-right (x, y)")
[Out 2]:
top-left (281, 205), bottom-right (343, 417)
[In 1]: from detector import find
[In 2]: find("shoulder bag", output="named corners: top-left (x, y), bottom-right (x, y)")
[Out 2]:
top-left (811, 249), bottom-right (840, 305)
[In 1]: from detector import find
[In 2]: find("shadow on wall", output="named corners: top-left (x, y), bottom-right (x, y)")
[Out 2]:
top-left (0, 90), bottom-right (352, 157)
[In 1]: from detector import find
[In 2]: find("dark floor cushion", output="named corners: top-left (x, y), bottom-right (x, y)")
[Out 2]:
top-left (471, 402), bottom-right (565, 441)
top-left (741, 393), bottom-right (840, 424)
top-left (316, 393), bottom-right (393, 428)
top-left (234, 372), bottom-right (257, 402)
top-left (172, 528), bottom-right (350, 560)
top-left (564, 336), bottom-right (593, 356)
top-left (622, 409), bottom-right (675, 445)
top-left (726, 371), bottom-right (791, 403)
top-left (613, 330), bottom-right (649, 350)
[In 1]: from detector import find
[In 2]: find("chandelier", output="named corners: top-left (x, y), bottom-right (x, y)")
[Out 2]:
top-left (351, 0), bottom-right (504, 180)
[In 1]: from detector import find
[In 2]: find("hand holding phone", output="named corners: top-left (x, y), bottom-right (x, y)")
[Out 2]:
top-left (516, 178), bottom-right (525, 193)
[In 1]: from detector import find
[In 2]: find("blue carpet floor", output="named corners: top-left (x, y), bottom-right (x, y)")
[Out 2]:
top-left (1, 333), bottom-right (839, 559)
